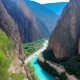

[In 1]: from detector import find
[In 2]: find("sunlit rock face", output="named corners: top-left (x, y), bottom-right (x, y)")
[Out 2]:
top-left (48, 0), bottom-right (80, 60)
top-left (1, 0), bottom-right (41, 43)
top-left (0, 0), bottom-right (24, 59)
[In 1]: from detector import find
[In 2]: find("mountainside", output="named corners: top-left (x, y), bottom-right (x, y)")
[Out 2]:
top-left (2, 0), bottom-right (41, 43)
top-left (0, 0), bottom-right (41, 80)
top-left (36, 18), bottom-right (50, 38)
top-left (25, 0), bottom-right (59, 33)
top-left (48, 0), bottom-right (80, 60)
top-left (43, 2), bottom-right (68, 15)
top-left (0, 0), bottom-right (25, 79)
top-left (0, 0), bottom-right (23, 58)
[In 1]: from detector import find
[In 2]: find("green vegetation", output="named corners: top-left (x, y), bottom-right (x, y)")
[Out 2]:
top-left (38, 60), bottom-right (67, 80)
top-left (10, 73), bottom-right (24, 80)
top-left (42, 49), bottom-right (60, 62)
top-left (23, 39), bottom-right (45, 57)
top-left (0, 30), bottom-right (25, 80)
top-left (42, 49), bottom-right (55, 62)
top-left (0, 50), bottom-right (9, 80)
top-left (26, 62), bottom-right (39, 80)
top-left (0, 31), bottom-right (13, 53)
top-left (61, 56), bottom-right (80, 79)
top-left (59, 72), bottom-right (67, 80)
top-left (0, 30), bottom-right (13, 80)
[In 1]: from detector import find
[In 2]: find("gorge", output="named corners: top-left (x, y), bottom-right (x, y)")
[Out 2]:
top-left (1, 0), bottom-right (80, 80)
top-left (38, 0), bottom-right (80, 80)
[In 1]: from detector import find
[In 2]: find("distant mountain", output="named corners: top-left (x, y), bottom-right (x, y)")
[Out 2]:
top-left (1, 0), bottom-right (41, 43)
top-left (36, 18), bottom-right (50, 38)
top-left (43, 2), bottom-right (68, 15)
top-left (25, 0), bottom-right (59, 33)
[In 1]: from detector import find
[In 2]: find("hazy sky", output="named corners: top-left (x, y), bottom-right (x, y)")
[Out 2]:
top-left (31, 0), bottom-right (69, 4)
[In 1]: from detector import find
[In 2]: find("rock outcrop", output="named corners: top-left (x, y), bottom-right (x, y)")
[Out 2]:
top-left (2, 0), bottom-right (41, 43)
top-left (48, 0), bottom-right (80, 60)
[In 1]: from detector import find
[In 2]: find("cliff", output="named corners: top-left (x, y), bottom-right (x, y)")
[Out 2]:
top-left (0, 0), bottom-right (24, 59)
top-left (2, 0), bottom-right (41, 43)
top-left (0, 0), bottom-right (39, 80)
top-left (48, 0), bottom-right (80, 60)
top-left (0, 0), bottom-right (25, 79)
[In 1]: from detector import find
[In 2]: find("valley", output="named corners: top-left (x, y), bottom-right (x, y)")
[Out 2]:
top-left (25, 40), bottom-right (55, 80)
top-left (0, 0), bottom-right (80, 80)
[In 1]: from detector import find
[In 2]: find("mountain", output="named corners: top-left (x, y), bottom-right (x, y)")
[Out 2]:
top-left (0, 1), bottom-right (38, 79)
top-left (25, 0), bottom-right (59, 33)
top-left (36, 18), bottom-right (50, 38)
top-left (43, 2), bottom-right (68, 15)
top-left (0, 0), bottom-right (23, 58)
top-left (38, 0), bottom-right (80, 79)
top-left (1, 0), bottom-right (41, 43)
top-left (47, 0), bottom-right (80, 60)
top-left (0, 0), bottom-right (25, 77)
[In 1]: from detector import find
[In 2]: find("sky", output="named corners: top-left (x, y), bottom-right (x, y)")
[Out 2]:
top-left (31, 0), bottom-right (69, 4)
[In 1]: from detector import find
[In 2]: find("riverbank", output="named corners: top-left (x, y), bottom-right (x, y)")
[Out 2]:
top-left (25, 40), bottom-right (48, 64)
top-left (31, 56), bottom-right (55, 80)
top-left (24, 40), bottom-right (55, 80)
top-left (38, 53), bottom-right (78, 80)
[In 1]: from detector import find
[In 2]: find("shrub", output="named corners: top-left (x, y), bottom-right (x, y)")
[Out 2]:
top-left (59, 72), bottom-right (67, 80)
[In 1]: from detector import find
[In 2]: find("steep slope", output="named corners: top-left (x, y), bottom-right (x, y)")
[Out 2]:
top-left (43, 2), bottom-right (68, 15)
top-left (0, 1), bottom-right (40, 80)
top-left (48, 0), bottom-right (80, 60)
top-left (0, 0), bottom-right (25, 78)
top-left (2, 0), bottom-right (41, 43)
top-left (25, 0), bottom-right (59, 33)
top-left (36, 18), bottom-right (50, 38)
top-left (0, 0), bottom-right (23, 59)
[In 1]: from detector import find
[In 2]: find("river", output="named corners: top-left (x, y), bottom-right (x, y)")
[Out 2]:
top-left (31, 56), bottom-right (55, 80)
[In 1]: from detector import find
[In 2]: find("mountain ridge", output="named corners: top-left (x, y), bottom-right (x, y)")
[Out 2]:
top-left (25, 0), bottom-right (59, 33)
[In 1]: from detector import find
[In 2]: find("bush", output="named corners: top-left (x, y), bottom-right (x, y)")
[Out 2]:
top-left (59, 72), bottom-right (67, 80)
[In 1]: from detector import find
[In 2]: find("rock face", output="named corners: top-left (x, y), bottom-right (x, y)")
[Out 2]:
top-left (48, 0), bottom-right (80, 60)
top-left (0, 0), bottom-right (23, 60)
top-left (2, 0), bottom-right (41, 43)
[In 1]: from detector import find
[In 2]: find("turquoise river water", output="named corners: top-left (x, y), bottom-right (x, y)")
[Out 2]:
top-left (31, 56), bottom-right (55, 80)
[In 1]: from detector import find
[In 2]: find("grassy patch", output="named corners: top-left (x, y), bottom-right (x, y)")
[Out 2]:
top-left (0, 30), bottom-right (14, 80)
top-left (10, 73), bottom-right (24, 80)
